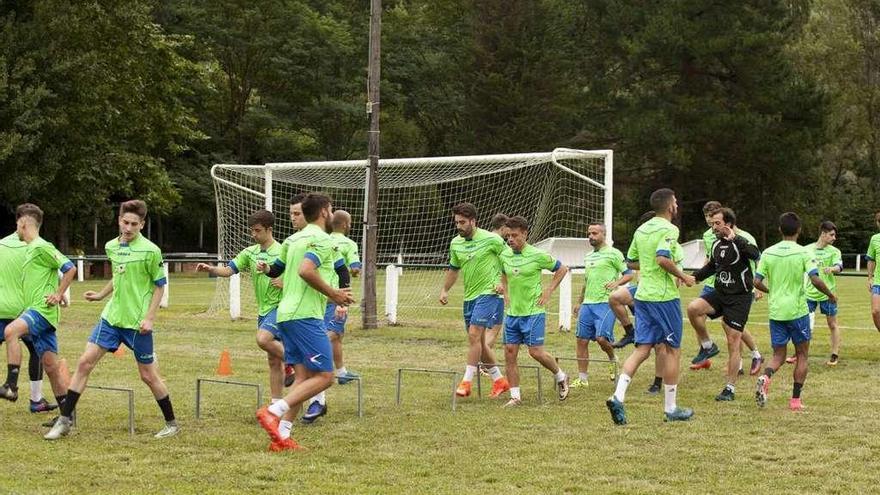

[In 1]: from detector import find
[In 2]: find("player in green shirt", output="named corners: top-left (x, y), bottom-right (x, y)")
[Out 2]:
top-left (606, 189), bottom-right (695, 425)
top-left (571, 222), bottom-right (633, 389)
top-left (753, 212), bottom-right (835, 411)
top-left (866, 210), bottom-right (880, 332)
top-left (688, 201), bottom-right (763, 374)
top-left (0, 231), bottom-right (57, 412)
top-left (482, 213), bottom-right (509, 361)
top-left (45, 200), bottom-right (178, 440)
top-left (499, 216), bottom-right (570, 406)
top-left (1, 204), bottom-right (75, 413)
top-left (803, 221), bottom-right (843, 366)
top-left (255, 193), bottom-right (355, 452)
top-left (197, 209), bottom-right (289, 402)
top-left (303, 209), bottom-right (362, 423)
top-left (439, 202), bottom-right (510, 399)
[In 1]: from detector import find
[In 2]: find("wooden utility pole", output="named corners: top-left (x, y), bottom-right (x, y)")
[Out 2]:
top-left (362, 0), bottom-right (381, 329)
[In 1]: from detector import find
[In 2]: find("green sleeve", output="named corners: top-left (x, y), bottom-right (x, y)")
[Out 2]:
top-left (833, 248), bottom-right (843, 267)
top-left (347, 241), bottom-right (361, 266)
top-left (655, 227), bottom-right (677, 256)
top-left (38, 244), bottom-right (69, 270)
top-left (613, 250), bottom-right (627, 275)
top-left (232, 248), bottom-right (251, 273)
top-left (626, 239), bottom-right (639, 262)
top-left (149, 249), bottom-right (165, 283)
top-left (540, 252), bottom-right (559, 271)
top-left (449, 242), bottom-right (460, 268)
top-left (868, 238), bottom-right (877, 259)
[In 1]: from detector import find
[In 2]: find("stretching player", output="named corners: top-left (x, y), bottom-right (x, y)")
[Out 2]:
top-left (804, 221), bottom-right (843, 366)
top-left (439, 203), bottom-right (509, 398)
top-left (46, 200), bottom-right (178, 440)
top-left (499, 216), bottom-right (569, 405)
top-left (753, 212), bottom-right (835, 411)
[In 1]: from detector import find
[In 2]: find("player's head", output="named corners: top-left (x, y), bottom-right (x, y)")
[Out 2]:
top-left (490, 213), bottom-right (509, 238)
top-left (302, 193), bottom-right (333, 232)
top-left (702, 201), bottom-right (723, 226)
top-left (15, 203), bottom-right (43, 239)
top-left (638, 210), bottom-right (655, 225)
top-left (289, 192), bottom-right (308, 231)
top-left (451, 202), bottom-right (477, 238)
top-left (875, 210), bottom-right (880, 228)
top-left (248, 209), bottom-right (274, 244)
top-left (819, 220), bottom-right (837, 244)
top-left (118, 200), bottom-right (148, 242)
top-left (505, 216), bottom-right (529, 251)
top-left (650, 188), bottom-right (677, 217)
top-left (710, 207), bottom-right (736, 237)
top-left (779, 212), bottom-right (801, 238)
top-left (332, 210), bottom-right (352, 234)
top-left (587, 222), bottom-right (606, 248)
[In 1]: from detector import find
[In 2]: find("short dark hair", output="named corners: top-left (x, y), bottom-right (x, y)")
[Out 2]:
top-left (779, 212), bottom-right (801, 236)
top-left (819, 220), bottom-right (837, 234)
top-left (588, 222), bottom-right (606, 233)
top-left (15, 203), bottom-right (43, 226)
top-left (289, 192), bottom-right (308, 206)
top-left (638, 210), bottom-right (655, 225)
top-left (248, 209), bottom-right (274, 229)
top-left (119, 199), bottom-right (148, 220)
top-left (650, 188), bottom-right (675, 213)
top-left (874, 211), bottom-right (880, 223)
top-left (302, 193), bottom-right (332, 222)
top-left (716, 207), bottom-right (736, 227)
top-left (505, 216), bottom-right (529, 232)
top-left (702, 201), bottom-right (722, 217)
top-left (452, 202), bottom-right (477, 219)
top-left (490, 213), bottom-right (509, 230)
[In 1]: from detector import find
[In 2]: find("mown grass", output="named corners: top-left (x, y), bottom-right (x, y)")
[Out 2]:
top-left (2, 274), bottom-right (879, 494)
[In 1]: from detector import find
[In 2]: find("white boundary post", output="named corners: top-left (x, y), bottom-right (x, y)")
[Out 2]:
top-left (385, 264), bottom-right (398, 324)
top-left (230, 273), bottom-right (241, 320)
top-left (76, 258), bottom-right (84, 282)
top-left (604, 150), bottom-right (614, 244)
top-left (264, 168), bottom-right (273, 212)
top-left (558, 270), bottom-right (572, 331)
top-left (160, 262), bottom-right (169, 308)
top-left (856, 254), bottom-right (861, 272)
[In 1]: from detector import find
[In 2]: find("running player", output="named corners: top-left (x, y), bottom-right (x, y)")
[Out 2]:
top-left (804, 221), bottom-right (843, 366)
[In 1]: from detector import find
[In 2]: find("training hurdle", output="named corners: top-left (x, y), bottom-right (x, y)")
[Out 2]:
top-left (195, 378), bottom-right (262, 419)
top-left (555, 356), bottom-right (619, 381)
top-left (395, 368), bottom-right (460, 412)
top-left (71, 385), bottom-right (135, 435)
top-left (475, 362), bottom-right (544, 404)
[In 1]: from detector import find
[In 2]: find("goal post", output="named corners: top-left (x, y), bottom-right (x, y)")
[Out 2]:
top-left (209, 149), bottom-right (613, 329)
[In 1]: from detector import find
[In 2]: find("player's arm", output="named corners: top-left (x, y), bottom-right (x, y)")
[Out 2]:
top-left (349, 244), bottom-right (362, 277)
top-left (84, 279), bottom-right (114, 302)
top-left (46, 256), bottom-right (76, 306)
top-left (868, 259), bottom-right (876, 290)
top-left (298, 255), bottom-right (354, 306)
top-left (538, 261), bottom-right (567, 306)
top-left (139, 284), bottom-right (164, 334)
top-left (657, 256), bottom-right (694, 286)
top-left (608, 270), bottom-right (635, 291)
top-left (692, 259), bottom-right (716, 283)
top-left (196, 262), bottom-right (235, 278)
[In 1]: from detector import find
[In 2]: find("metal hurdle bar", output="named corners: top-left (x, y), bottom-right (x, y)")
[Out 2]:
top-left (475, 362), bottom-right (544, 404)
top-left (396, 368), bottom-right (460, 412)
top-left (195, 378), bottom-right (262, 419)
top-left (341, 375), bottom-right (365, 418)
top-left (71, 385), bottom-right (135, 435)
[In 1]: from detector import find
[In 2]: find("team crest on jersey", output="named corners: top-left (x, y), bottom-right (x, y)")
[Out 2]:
top-left (116, 264), bottom-right (126, 274)
top-left (512, 267), bottom-right (520, 276)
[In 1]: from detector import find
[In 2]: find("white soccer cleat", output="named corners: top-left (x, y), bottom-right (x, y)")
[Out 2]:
top-left (154, 422), bottom-right (180, 439)
top-left (43, 416), bottom-right (71, 440)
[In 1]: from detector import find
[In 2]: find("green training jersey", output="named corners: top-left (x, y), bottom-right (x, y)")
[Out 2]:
top-left (500, 244), bottom-right (561, 317)
top-left (101, 235), bottom-right (166, 330)
top-left (582, 245), bottom-right (629, 304)
top-left (231, 241), bottom-right (283, 317)
top-left (756, 240), bottom-right (818, 321)
top-left (804, 242), bottom-right (842, 302)
top-left (0, 233), bottom-right (27, 319)
top-left (276, 224), bottom-right (341, 322)
top-left (22, 237), bottom-right (73, 328)
top-left (329, 232), bottom-right (361, 289)
top-left (702, 228), bottom-right (717, 287)
top-left (626, 217), bottom-right (682, 302)
top-left (448, 228), bottom-right (506, 302)
top-left (867, 233), bottom-right (880, 282)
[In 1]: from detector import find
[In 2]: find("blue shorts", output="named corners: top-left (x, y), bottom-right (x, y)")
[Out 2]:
top-left (628, 286), bottom-right (637, 298)
top-left (807, 299), bottom-right (838, 317)
top-left (89, 319), bottom-right (155, 364)
top-left (278, 318), bottom-right (333, 372)
top-left (769, 316), bottom-right (811, 347)
top-left (21, 309), bottom-right (57, 357)
top-left (0, 319), bottom-right (34, 346)
top-left (324, 303), bottom-right (347, 334)
top-left (699, 285), bottom-right (716, 298)
top-left (634, 299), bottom-right (683, 348)
top-left (576, 303), bottom-right (615, 341)
top-left (463, 295), bottom-right (503, 330)
top-left (872, 285), bottom-right (880, 295)
top-left (504, 314), bottom-right (546, 347)
top-left (257, 308), bottom-right (281, 339)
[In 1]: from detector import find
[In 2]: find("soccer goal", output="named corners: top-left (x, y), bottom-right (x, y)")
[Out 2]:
top-left (210, 148), bottom-right (612, 329)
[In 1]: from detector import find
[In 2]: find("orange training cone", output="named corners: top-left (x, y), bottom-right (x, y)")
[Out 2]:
top-left (216, 349), bottom-right (233, 376)
top-left (113, 347), bottom-right (126, 358)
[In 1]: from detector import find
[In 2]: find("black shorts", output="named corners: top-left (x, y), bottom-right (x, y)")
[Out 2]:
top-left (700, 291), bottom-right (752, 332)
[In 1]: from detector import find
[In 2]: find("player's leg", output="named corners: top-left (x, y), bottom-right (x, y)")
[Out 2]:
top-left (788, 316), bottom-right (811, 411)
top-left (740, 329), bottom-right (762, 375)
top-left (45, 341), bottom-right (107, 440)
top-left (21, 333), bottom-right (55, 412)
top-left (717, 322), bottom-right (742, 401)
top-left (572, 303), bottom-right (593, 387)
top-left (824, 301), bottom-right (840, 365)
top-left (755, 320), bottom-right (791, 407)
top-left (129, 330), bottom-right (178, 438)
top-left (646, 345), bottom-right (663, 395)
top-left (595, 303), bottom-right (618, 381)
top-left (465, 296), bottom-right (508, 397)
top-left (872, 290), bottom-right (880, 331)
top-left (0, 317), bottom-right (30, 400)
top-left (503, 341), bottom-right (521, 406)
top-left (656, 299), bottom-right (691, 421)
top-left (481, 296), bottom-right (504, 366)
top-left (606, 343), bottom-right (651, 425)
top-left (257, 329), bottom-right (285, 400)
top-left (686, 294), bottom-right (719, 367)
top-left (523, 314), bottom-right (568, 400)
top-left (610, 286), bottom-right (636, 348)
top-left (324, 303), bottom-right (358, 385)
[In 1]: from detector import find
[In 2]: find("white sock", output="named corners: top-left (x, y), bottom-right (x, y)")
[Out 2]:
top-left (463, 365), bottom-right (477, 382)
top-left (270, 397), bottom-right (282, 404)
top-left (510, 387), bottom-right (521, 400)
top-left (752, 349), bottom-right (762, 359)
top-left (808, 311), bottom-right (816, 330)
top-left (701, 340), bottom-right (713, 350)
top-left (30, 380), bottom-right (43, 402)
top-left (726, 383), bottom-right (735, 393)
top-left (664, 384), bottom-right (677, 414)
top-left (739, 359), bottom-right (744, 372)
top-left (613, 373), bottom-right (632, 402)
top-left (278, 420), bottom-right (293, 440)
top-left (268, 400), bottom-right (289, 417)
top-left (315, 391), bottom-right (326, 405)
top-left (335, 367), bottom-right (347, 377)
top-left (489, 366), bottom-right (503, 380)
top-left (555, 370), bottom-right (567, 383)
top-left (578, 372), bottom-right (589, 382)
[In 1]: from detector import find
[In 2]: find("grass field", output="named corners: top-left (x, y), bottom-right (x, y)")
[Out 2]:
top-left (3, 274), bottom-right (880, 494)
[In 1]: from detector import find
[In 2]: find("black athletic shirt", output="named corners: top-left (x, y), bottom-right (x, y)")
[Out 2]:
top-left (694, 235), bottom-right (761, 296)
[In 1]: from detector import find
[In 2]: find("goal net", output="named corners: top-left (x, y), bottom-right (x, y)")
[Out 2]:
top-left (209, 148), bottom-right (612, 328)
